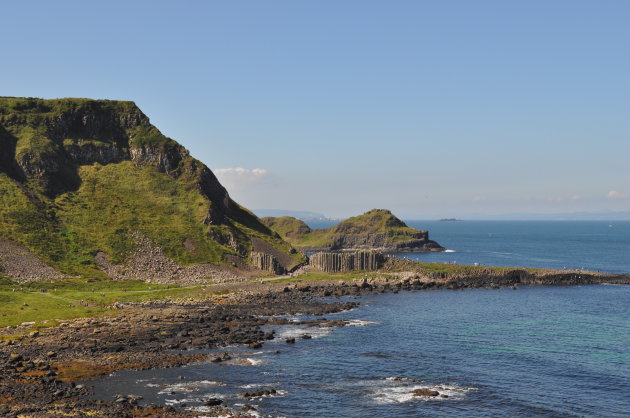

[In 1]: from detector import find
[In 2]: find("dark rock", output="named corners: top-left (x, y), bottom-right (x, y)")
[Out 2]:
top-left (242, 388), bottom-right (277, 399)
top-left (285, 338), bottom-right (296, 344)
top-left (412, 388), bottom-right (440, 397)
top-left (204, 398), bottom-right (223, 406)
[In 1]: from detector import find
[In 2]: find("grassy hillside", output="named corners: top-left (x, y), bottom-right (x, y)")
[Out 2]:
top-left (260, 216), bottom-right (312, 240)
top-left (0, 97), bottom-right (304, 279)
top-left (332, 209), bottom-right (423, 238)
top-left (262, 209), bottom-right (443, 251)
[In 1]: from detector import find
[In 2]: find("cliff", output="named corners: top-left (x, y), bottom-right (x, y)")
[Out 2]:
top-left (0, 97), bottom-right (304, 280)
top-left (261, 209), bottom-right (444, 252)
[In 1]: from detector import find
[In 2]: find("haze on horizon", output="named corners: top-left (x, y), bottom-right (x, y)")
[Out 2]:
top-left (2, 1), bottom-right (629, 219)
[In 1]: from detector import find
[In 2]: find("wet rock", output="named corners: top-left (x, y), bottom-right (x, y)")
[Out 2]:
top-left (285, 337), bottom-right (296, 344)
top-left (242, 388), bottom-right (277, 399)
top-left (412, 388), bottom-right (440, 397)
top-left (301, 334), bottom-right (312, 339)
top-left (204, 398), bottom-right (223, 406)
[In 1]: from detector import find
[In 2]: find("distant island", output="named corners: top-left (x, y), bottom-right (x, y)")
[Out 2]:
top-left (262, 209), bottom-right (445, 252)
top-left (436, 218), bottom-right (461, 222)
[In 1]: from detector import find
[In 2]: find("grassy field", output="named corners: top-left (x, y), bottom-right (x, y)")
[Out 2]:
top-left (0, 276), bottom-right (219, 328)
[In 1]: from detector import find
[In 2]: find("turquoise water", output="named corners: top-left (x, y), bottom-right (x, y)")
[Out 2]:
top-left (308, 220), bottom-right (630, 274)
top-left (91, 285), bottom-right (630, 417)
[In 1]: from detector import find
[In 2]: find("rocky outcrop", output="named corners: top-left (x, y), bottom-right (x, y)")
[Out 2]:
top-left (251, 252), bottom-right (286, 275)
top-left (310, 251), bottom-right (385, 272)
top-left (0, 239), bottom-right (67, 282)
top-left (64, 141), bottom-right (127, 166)
top-left (327, 233), bottom-right (443, 252)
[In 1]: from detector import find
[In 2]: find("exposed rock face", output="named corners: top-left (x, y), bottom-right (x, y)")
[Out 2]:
top-left (327, 232), bottom-right (442, 251)
top-left (64, 141), bottom-right (127, 166)
top-left (251, 252), bottom-right (286, 275)
top-left (310, 251), bottom-right (385, 272)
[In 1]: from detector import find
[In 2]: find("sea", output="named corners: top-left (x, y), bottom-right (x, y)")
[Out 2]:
top-left (88, 221), bottom-right (630, 417)
top-left (309, 220), bottom-right (630, 274)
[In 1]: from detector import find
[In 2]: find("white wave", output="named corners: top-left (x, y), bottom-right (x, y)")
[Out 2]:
top-left (245, 358), bottom-right (264, 366)
top-left (165, 397), bottom-right (198, 405)
top-left (195, 380), bottom-right (226, 386)
top-left (157, 380), bottom-right (225, 394)
top-left (274, 326), bottom-right (333, 340)
top-left (384, 376), bottom-right (422, 382)
top-left (240, 382), bottom-right (279, 389)
top-left (370, 382), bottom-right (474, 405)
top-left (345, 319), bottom-right (381, 327)
top-left (444, 249), bottom-right (456, 253)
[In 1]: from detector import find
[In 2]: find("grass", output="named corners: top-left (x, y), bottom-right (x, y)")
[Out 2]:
top-left (0, 277), bottom-right (221, 328)
top-left (267, 271), bottom-right (387, 283)
top-left (57, 162), bottom-right (227, 265)
top-left (382, 258), bottom-right (544, 276)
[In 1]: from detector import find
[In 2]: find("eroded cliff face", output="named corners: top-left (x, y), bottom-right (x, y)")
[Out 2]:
top-left (327, 232), bottom-right (442, 251)
top-left (0, 97), bottom-right (304, 280)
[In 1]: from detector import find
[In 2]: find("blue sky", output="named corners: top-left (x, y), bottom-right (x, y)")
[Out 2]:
top-left (2, 1), bottom-right (629, 218)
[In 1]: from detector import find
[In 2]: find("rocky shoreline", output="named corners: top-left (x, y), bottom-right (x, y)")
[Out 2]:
top-left (1, 270), bottom-right (629, 417)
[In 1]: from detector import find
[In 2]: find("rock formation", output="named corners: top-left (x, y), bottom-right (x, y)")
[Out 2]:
top-left (310, 251), bottom-right (385, 272)
top-left (250, 252), bottom-right (286, 275)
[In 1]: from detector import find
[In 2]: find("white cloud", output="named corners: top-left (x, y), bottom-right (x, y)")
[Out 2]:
top-left (607, 190), bottom-right (630, 199)
top-left (570, 195), bottom-right (582, 201)
top-left (213, 167), bottom-right (269, 191)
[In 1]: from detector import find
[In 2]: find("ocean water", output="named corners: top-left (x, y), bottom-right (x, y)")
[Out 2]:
top-left (89, 285), bottom-right (630, 417)
top-left (87, 221), bottom-right (630, 416)
top-left (308, 220), bottom-right (630, 274)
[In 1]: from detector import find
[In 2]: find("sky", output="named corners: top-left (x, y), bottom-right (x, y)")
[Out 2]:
top-left (2, 1), bottom-right (629, 219)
